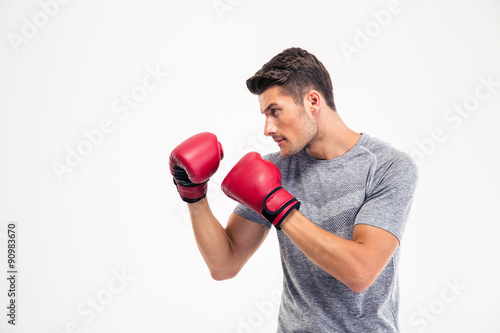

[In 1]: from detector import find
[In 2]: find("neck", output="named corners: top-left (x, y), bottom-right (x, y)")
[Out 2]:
top-left (306, 110), bottom-right (361, 160)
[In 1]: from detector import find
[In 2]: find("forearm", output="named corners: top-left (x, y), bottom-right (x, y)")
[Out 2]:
top-left (187, 198), bottom-right (236, 279)
top-left (280, 210), bottom-right (384, 293)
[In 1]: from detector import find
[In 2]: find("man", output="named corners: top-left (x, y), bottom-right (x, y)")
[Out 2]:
top-left (170, 47), bottom-right (418, 332)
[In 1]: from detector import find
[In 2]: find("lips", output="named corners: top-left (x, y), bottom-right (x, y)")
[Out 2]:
top-left (274, 138), bottom-right (285, 147)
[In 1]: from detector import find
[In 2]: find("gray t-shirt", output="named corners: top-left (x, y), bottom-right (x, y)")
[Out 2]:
top-left (234, 133), bottom-right (418, 332)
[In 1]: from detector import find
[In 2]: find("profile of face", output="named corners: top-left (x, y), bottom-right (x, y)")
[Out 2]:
top-left (259, 86), bottom-right (320, 158)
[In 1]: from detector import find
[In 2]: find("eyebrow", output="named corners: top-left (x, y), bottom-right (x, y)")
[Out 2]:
top-left (261, 103), bottom-right (279, 114)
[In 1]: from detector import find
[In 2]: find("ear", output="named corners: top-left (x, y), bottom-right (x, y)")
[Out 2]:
top-left (305, 90), bottom-right (321, 116)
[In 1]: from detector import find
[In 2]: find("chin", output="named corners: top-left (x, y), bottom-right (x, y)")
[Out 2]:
top-left (279, 145), bottom-right (302, 158)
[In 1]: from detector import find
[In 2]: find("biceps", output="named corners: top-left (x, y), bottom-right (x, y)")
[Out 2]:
top-left (226, 212), bottom-right (270, 264)
top-left (352, 224), bottom-right (399, 274)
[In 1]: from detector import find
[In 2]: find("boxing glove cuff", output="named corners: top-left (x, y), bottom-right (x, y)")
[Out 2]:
top-left (262, 187), bottom-right (301, 230)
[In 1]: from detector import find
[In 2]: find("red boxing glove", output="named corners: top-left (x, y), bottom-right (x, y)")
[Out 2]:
top-left (221, 152), bottom-right (300, 229)
top-left (169, 132), bottom-right (224, 203)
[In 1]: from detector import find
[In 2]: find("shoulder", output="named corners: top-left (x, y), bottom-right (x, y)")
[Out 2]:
top-left (361, 134), bottom-right (418, 187)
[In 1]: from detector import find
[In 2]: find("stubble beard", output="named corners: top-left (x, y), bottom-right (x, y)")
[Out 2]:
top-left (280, 107), bottom-right (321, 158)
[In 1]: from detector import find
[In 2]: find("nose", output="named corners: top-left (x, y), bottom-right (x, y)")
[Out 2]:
top-left (264, 116), bottom-right (277, 137)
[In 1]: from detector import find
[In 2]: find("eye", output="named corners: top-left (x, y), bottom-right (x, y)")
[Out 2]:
top-left (271, 108), bottom-right (279, 116)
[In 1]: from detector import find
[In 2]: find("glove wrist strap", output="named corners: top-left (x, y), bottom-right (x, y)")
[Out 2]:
top-left (262, 187), bottom-right (301, 230)
top-left (173, 179), bottom-right (208, 203)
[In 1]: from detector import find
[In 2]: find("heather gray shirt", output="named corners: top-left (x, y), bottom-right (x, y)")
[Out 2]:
top-left (234, 133), bottom-right (418, 332)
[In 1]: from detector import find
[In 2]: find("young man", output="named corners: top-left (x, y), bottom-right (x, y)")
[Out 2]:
top-left (170, 47), bottom-right (418, 332)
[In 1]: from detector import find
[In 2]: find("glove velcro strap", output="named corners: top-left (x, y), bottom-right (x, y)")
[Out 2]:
top-left (262, 187), bottom-right (301, 230)
top-left (173, 178), bottom-right (208, 203)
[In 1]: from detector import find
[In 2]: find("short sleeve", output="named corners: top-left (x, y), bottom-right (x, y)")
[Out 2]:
top-left (354, 152), bottom-right (418, 242)
top-left (233, 203), bottom-right (272, 228)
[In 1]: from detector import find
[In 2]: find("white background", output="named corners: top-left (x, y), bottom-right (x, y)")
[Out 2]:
top-left (1, 0), bottom-right (499, 332)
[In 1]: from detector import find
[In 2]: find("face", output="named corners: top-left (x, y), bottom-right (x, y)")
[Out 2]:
top-left (259, 86), bottom-right (319, 158)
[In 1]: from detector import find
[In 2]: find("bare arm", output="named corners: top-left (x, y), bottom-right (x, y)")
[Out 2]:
top-left (280, 209), bottom-right (399, 293)
top-left (188, 198), bottom-right (270, 280)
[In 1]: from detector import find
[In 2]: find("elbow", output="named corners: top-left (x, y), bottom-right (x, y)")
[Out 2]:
top-left (346, 268), bottom-right (377, 294)
top-left (348, 281), bottom-right (371, 294)
top-left (209, 268), bottom-right (239, 281)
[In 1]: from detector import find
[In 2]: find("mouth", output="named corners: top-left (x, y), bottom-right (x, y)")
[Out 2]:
top-left (274, 137), bottom-right (285, 147)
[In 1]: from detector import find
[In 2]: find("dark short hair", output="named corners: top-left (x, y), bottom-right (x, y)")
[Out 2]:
top-left (246, 47), bottom-right (336, 111)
